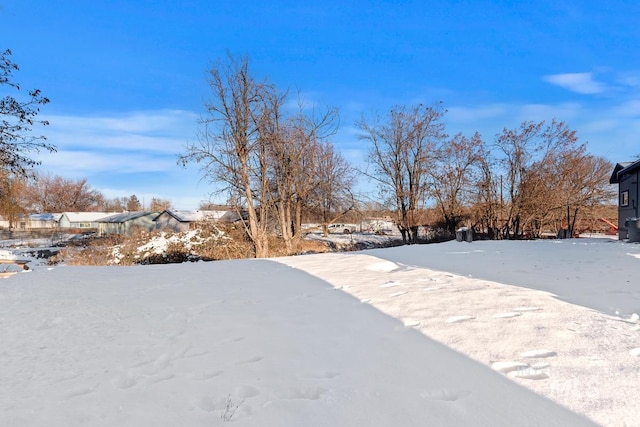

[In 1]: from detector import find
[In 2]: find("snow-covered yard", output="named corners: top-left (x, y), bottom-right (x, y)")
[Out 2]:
top-left (1, 237), bottom-right (639, 426)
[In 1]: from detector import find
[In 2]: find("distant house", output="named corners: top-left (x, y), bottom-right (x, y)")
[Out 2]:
top-left (0, 213), bottom-right (63, 230)
top-left (59, 212), bottom-right (114, 230)
top-left (609, 160), bottom-right (640, 239)
top-left (154, 209), bottom-right (241, 232)
top-left (24, 213), bottom-right (62, 229)
top-left (97, 211), bottom-right (160, 236)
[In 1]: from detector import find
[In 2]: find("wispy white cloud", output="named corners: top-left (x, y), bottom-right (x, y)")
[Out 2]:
top-left (613, 100), bottom-right (640, 117)
top-left (615, 71), bottom-right (640, 88)
top-left (42, 109), bottom-right (199, 153)
top-left (31, 109), bottom-right (210, 209)
top-left (40, 150), bottom-right (176, 175)
top-left (542, 72), bottom-right (607, 94)
top-left (47, 109), bottom-right (198, 134)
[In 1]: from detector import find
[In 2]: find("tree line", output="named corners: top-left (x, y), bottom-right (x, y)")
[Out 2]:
top-left (0, 172), bottom-right (173, 224)
top-left (358, 106), bottom-right (614, 243)
top-left (179, 54), bottom-right (615, 254)
top-left (2, 49), bottom-right (616, 256)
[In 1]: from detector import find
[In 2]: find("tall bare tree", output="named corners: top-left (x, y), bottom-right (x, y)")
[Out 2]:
top-left (492, 119), bottom-right (609, 239)
top-left (473, 153), bottom-right (502, 238)
top-left (428, 132), bottom-right (485, 234)
top-left (357, 104), bottom-right (446, 243)
top-left (0, 172), bottom-right (27, 228)
top-left (309, 141), bottom-right (356, 235)
top-left (530, 152), bottom-right (614, 236)
top-left (23, 173), bottom-right (103, 212)
top-left (180, 54), bottom-right (272, 257)
top-left (262, 95), bottom-right (340, 252)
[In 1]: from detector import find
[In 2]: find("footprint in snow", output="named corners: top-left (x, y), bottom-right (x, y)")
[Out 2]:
top-left (237, 356), bottom-right (262, 365)
top-left (508, 367), bottom-right (549, 380)
top-left (144, 372), bottom-right (176, 386)
top-left (420, 389), bottom-right (472, 402)
top-left (380, 281), bottom-right (401, 288)
top-left (513, 307), bottom-right (542, 312)
top-left (389, 291), bottom-right (408, 297)
top-left (188, 370), bottom-right (223, 381)
top-left (492, 312), bottom-right (522, 319)
top-left (303, 371), bottom-right (339, 379)
top-left (446, 315), bottom-right (475, 323)
top-left (520, 349), bottom-right (557, 358)
top-left (491, 361), bottom-right (530, 374)
top-left (275, 386), bottom-right (326, 400)
top-left (184, 348), bottom-right (209, 358)
top-left (140, 353), bottom-right (171, 375)
top-left (111, 372), bottom-right (138, 389)
top-left (403, 319), bottom-right (421, 327)
top-left (60, 384), bottom-right (98, 400)
top-left (365, 261), bottom-right (399, 272)
top-left (235, 384), bottom-right (260, 399)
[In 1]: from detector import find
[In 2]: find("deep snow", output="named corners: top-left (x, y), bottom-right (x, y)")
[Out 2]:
top-left (1, 237), bottom-right (639, 426)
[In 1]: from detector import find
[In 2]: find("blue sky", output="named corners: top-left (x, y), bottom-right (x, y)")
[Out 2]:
top-left (1, 0), bottom-right (639, 210)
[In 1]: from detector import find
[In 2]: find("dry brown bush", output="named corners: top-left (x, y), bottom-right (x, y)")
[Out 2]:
top-left (54, 235), bottom-right (125, 266)
top-left (191, 224), bottom-right (254, 261)
top-left (54, 222), bottom-right (337, 266)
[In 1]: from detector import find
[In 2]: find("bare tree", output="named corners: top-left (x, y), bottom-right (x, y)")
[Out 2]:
top-left (357, 104), bottom-right (446, 243)
top-left (181, 54), bottom-right (345, 256)
top-left (179, 54), bottom-right (272, 257)
top-left (309, 141), bottom-right (357, 236)
top-left (1, 49), bottom-right (55, 178)
top-left (470, 152), bottom-right (501, 239)
top-left (149, 197), bottom-right (172, 212)
top-left (261, 94), bottom-right (341, 252)
top-left (428, 132), bottom-right (485, 234)
top-left (0, 172), bottom-right (27, 228)
top-left (491, 119), bottom-right (612, 239)
top-left (541, 153), bottom-right (614, 237)
top-left (100, 197), bottom-right (126, 212)
top-left (23, 173), bottom-right (103, 212)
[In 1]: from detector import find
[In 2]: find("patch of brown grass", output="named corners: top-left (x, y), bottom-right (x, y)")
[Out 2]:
top-left (54, 224), bottom-right (335, 266)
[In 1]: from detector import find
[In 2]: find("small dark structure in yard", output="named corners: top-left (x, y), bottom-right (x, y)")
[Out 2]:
top-left (610, 160), bottom-right (640, 241)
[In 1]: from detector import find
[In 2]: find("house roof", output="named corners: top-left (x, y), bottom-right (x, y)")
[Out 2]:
top-left (156, 209), bottom-right (233, 222)
top-left (62, 212), bottom-right (115, 222)
top-left (610, 160), bottom-right (640, 184)
top-left (29, 213), bottom-right (63, 222)
top-left (98, 211), bottom-right (159, 223)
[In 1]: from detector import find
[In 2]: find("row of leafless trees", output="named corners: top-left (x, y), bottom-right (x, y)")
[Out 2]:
top-left (358, 106), bottom-right (615, 243)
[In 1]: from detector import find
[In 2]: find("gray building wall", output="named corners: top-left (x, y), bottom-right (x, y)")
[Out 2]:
top-left (154, 212), bottom-right (190, 232)
top-left (613, 162), bottom-right (640, 239)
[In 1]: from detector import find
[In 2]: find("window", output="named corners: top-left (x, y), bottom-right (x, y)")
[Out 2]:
top-left (621, 190), bottom-right (629, 207)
